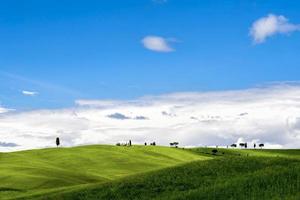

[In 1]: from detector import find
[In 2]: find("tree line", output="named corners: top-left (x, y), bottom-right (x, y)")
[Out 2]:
top-left (230, 143), bottom-right (264, 149)
top-left (54, 137), bottom-right (264, 149)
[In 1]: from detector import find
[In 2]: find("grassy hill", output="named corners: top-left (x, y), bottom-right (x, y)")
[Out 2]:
top-left (45, 157), bottom-right (300, 200)
top-left (190, 147), bottom-right (300, 158)
top-left (0, 145), bottom-right (299, 200)
top-left (0, 145), bottom-right (206, 200)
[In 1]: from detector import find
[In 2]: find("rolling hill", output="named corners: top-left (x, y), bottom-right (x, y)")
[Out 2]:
top-left (0, 145), bottom-right (207, 200)
top-left (0, 145), bottom-right (299, 200)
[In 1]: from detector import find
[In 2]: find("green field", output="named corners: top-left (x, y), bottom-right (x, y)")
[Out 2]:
top-left (0, 145), bottom-right (299, 200)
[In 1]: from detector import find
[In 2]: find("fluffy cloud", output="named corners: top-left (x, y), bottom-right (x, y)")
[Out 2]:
top-left (1, 84), bottom-right (300, 151)
top-left (22, 90), bottom-right (38, 96)
top-left (141, 36), bottom-right (175, 52)
top-left (0, 108), bottom-right (7, 114)
top-left (250, 14), bottom-right (300, 43)
top-left (0, 106), bottom-right (11, 114)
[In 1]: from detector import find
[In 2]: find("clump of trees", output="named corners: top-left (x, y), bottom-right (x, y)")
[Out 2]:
top-left (150, 142), bottom-right (156, 146)
top-left (211, 149), bottom-right (218, 155)
top-left (116, 140), bottom-right (132, 146)
top-left (170, 142), bottom-right (179, 148)
top-left (239, 143), bottom-right (248, 148)
top-left (115, 141), bottom-right (157, 146)
top-left (230, 142), bottom-right (264, 149)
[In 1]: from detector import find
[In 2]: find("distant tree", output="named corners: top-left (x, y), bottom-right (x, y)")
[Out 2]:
top-left (129, 140), bottom-right (132, 146)
top-left (144, 142), bottom-right (147, 146)
top-left (245, 143), bottom-right (247, 149)
top-left (56, 137), bottom-right (60, 147)
top-left (239, 143), bottom-right (245, 148)
top-left (170, 142), bottom-right (178, 147)
top-left (116, 143), bottom-right (121, 146)
top-left (254, 143), bottom-right (256, 149)
top-left (212, 149), bottom-right (218, 155)
top-left (153, 142), bottom-right (156, 146)
top-left (231, 144), bottom-right (237, 148)
top-left (259, 143), bottom-right (264, 149)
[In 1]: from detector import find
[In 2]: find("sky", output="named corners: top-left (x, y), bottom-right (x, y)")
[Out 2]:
top-left (0, 0), bottom-right (300, 151)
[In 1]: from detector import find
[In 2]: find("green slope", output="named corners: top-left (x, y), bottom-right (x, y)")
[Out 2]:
top-left (1, 146), bottom-right (299, 200)
top-left (35, 149), bottom-right (300, 200)
top-left (0, 145), bottom-right (207, 200)
top-left (190, 147), bottom-right (300, 158)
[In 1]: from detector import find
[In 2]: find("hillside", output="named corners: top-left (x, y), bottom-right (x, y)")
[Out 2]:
top-left (41, 156), bottom-right (300, 200)
top-left (0, 145), bottom-right (206, 200)
top-left (0, 146), bottom-right (299, 200)
top-left (30, 148), bottom-right (300, 200)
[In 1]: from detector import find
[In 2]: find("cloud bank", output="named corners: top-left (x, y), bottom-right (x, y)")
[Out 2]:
top-left (141, 36), bottom-right (175, 52)
top-left (0, 84), bottom-right (300, 151)
top-left (250, 14), bottom-right (300, 43)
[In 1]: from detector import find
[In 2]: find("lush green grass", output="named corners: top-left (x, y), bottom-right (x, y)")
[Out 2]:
top-left (0, 145), bottom-right (206, 200)
top-left (190, 147), bottom-right (300, 158)
top-left (0, 146), bottom-right (299, 200)
top-left (32, 149), bottom-right (300, 200)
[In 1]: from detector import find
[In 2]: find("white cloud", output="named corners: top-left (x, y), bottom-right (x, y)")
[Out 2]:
top-left (0, 107), bottom-right (8, 114)
top-left (0, 105), bottom-right (12, 114)
top-left (22, 90), bottom-right (38, 96)
top-left (142, 36), bottom-right (175, 52)
top-left (1, 83), bottom-right (300, 151)
top-left (250, 14), bottom-right (300, 43)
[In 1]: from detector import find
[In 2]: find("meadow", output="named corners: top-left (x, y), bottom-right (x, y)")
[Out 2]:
top-left (0, 145), bottom-right (299, 199)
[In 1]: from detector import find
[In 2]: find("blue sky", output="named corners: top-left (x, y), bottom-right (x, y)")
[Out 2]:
top-left (0, 0), bottom-right (300, 110)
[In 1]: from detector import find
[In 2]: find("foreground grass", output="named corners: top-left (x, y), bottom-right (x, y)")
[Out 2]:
top-left (0, 145), bottom-right (205, 200)
top-left (0, 146), bottom-right (299, 199)
top-left (36, 155), bottom-right (300, 200)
